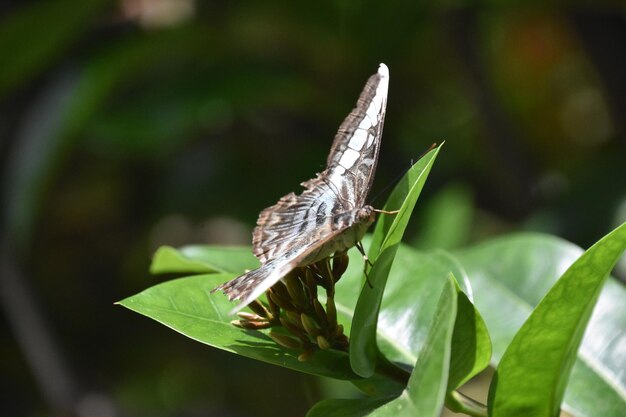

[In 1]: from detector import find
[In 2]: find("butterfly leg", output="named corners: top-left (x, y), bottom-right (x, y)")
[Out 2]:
top-left (355, 241), bottom-right (373, 267)
top-left (355, 241), bottom-right (374, 288)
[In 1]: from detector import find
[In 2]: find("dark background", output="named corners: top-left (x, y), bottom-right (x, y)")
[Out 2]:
top-left (1, 1), bottom-right (624, 416)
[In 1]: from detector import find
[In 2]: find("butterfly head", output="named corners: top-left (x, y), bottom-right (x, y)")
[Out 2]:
top-left (357, 205), bottom-right (377, 225)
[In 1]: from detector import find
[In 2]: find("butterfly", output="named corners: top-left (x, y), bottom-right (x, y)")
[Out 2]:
top-left (214, 63), bottom-right (389, 313)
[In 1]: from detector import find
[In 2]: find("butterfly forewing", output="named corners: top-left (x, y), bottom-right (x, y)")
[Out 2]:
top-left (324, 64), bottom-right (389, 207)
top-left (214, 64), bottom-right (389, 312)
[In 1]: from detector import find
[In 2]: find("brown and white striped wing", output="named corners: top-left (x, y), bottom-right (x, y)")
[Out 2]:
top-left (252, 183), bottom-right (343, 264)
top-left (216, 218), bottom-right (357, 313)
top-left (321, 63), bottom-right (389, 208)
top-left (253, 64), bottom-right (389, 263)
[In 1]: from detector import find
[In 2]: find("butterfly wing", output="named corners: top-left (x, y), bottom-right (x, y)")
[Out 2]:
top-left (215, 64), bottom-right (389, 313)
top-left (217, 218), bottom-right (359, 313)
top-left (253, 64), bottom-right (389, 263)
top-left (320, 63), bottom-right (389, 208)
top-left (214, 248), bottom-right (307, 314)
top-left (252, 185), bottom-right (345, 264)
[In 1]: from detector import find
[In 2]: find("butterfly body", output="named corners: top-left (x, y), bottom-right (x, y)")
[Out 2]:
top-left (214, 64), bottom-right (389, 312)
top-left (299, 205), bottom-right (376, 266)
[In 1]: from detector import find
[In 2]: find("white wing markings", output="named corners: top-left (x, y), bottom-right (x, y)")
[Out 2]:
top-left (348, 128), bottom-right (368, 151)
top-left (339, 148), bottom-right (360, 170)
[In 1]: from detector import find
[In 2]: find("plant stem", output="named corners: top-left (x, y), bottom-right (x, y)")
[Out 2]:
top-left (446, 390), bottom-right (488, 417)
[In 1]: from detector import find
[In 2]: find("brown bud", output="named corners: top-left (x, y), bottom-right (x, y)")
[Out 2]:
top-left (248, 300), bottom-right (271, 318)
top-left (300, 313), bottom-right (319, 338)
top-left (284, 272), bottom-right (309, 309)
top-left (269, 331), bottom-right (302, 350)
top-left (313, 299), bottom-right (328, 328)
top-left (332, 251), bottom-right (350, 279)
top-left (298, 349), bottom-right (315, 362)
top-left (266, 291), bottom-right (281, 322)
top-left (230, 319), bottom-right (272, 330)
top-left (237, 312), bottom-right (264, 322)
top-left (280, 317), bottom-right (308, 341)
top-left (271, 281), bottom-right (291, 300)
top-left (269, 290), bottom-right (296, 312)
top-left (326, 297), bottom-right (338, 330)
top-left (314, 258), bottom-right (333, 283)
top-left (304, 268), bottom-right (318, 300)
top-left (316, 335), bottom-right (331, 350)
top-left (285, 311), bottom-right (304, 328)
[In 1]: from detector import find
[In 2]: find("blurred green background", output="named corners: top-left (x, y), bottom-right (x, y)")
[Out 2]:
top-left (1, 1), bottom-right (624, 416)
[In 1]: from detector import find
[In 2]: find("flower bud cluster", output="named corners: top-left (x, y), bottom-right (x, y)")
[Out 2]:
top-left (231, 251), bottom-right (350, 361)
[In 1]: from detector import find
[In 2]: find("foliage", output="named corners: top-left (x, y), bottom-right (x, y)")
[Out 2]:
top-left (120, 147), bottom-right (626, 416)
top-left (3, 2), bottom-right (624, 415)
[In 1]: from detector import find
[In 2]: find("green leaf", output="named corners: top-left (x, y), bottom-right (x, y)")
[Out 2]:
top-left (368, 144), bottom-right (442, 261)
top-left (308, 277), bottom-right (459, 417)
top-left (117, 274), bottom-right (358, 380)
top-left (150, 245), bottom-right (259, 275)
top-left (350, 144), bottom-right (441, 377)
top-left (489, 222), bottom-right (626, 417)
top-left (306, 397), bottom-right (393, 417)
top-left (125, 238), bottom-right (471, 400)
top-left (447, 282), bottom-right (491, 392)
top-left (432, 249), bottom-right (473, 299)
top-left (367, 276), bottom-right (457, 416)
top-left (124, 230), bottom-right (623, 415)
top-left (412, 183), bottom-right (474, 250)
top-left (455, 232), bottom-right (626, 417)
top-left (350, 246), bottom-right (399, 377)
top-left (337, 243), bottom-right (480, 370)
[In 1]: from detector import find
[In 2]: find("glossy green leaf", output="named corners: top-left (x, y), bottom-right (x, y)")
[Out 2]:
top-left (368, 277), bottom-right (457, 416)
top-left (335, 242), bottom-right (489, 375)
top-left (455, 232), bottom-right (626, 417)
top-left (447, 282), bottom-right (491, 392)
top-left (350, 145), bottom-right (441, 377)
top-left (350, 246), bottom-right (399, 378)
top-left (432, 249), bottom-right (473, 299)
top-left (412, 183), bottom-right (474, 250)
top-left (126, 238), bottom-right (474, 399)
top-left (117, 274), bottom-right (358, 380)
top-left (368, 144), bottom-right (442, 261)
top-left (309, 277), bottom-right (458, 417)
top-left (366, 246), bottom-right (470, 368)
top-left (489, 222), bottom-right (626, 417)
top-left (306, 397), bottom-right (393, 417)
top-left (150, 245), bottom-right (259, 275)
top-left (124, 228), bottom-right (624, 416)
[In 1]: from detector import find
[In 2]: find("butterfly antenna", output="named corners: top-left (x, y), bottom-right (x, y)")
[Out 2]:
top-left (368, 161), bottom-right (412, 205)
top-left (369, 142), bottom-right (438, 205)
top-left (374, 208), bottom-right (400, 215)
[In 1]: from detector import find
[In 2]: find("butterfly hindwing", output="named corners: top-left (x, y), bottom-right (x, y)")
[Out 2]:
top-left (252, 184), bottom-right (346, 264)
top-left (219, 215), bottom-right (366, 313)
top-left (216, 249), bottom-right (305, 312)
